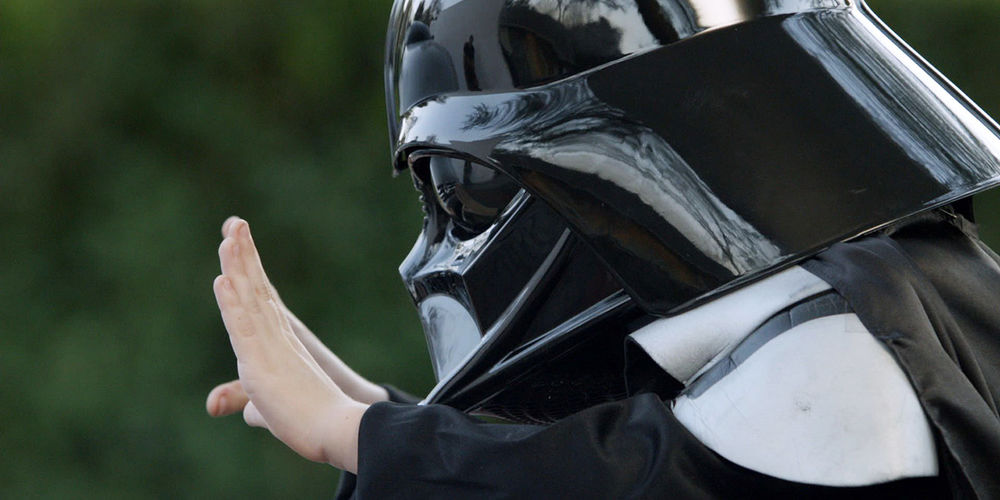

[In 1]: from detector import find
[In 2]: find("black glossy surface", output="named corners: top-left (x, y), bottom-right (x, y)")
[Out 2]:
top-left (393, 4), bottom-right (1000, 315)
top-left (386, 0), bottom-right (1000, 417)
top-left (426, 155), bottom-right (521, 235)
top-left (400, 172), bottom-right (627, 407)
top-left (385, 0), bottom-right (853, 144)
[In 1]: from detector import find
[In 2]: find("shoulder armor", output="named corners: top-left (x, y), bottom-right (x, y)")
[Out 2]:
top-left (672, 313), bottom-right (938, 486)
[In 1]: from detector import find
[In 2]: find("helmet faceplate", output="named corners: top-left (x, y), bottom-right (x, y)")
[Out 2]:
top-left (387, 0), bottom-right (1000, 419)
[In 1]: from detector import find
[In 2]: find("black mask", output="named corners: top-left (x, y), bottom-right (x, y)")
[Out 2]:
top-left (387, 0), bottom-right (1000, 421)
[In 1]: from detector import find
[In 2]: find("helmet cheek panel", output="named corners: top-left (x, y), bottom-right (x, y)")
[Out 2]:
top-left (418, 295), bottom-right (482, 380)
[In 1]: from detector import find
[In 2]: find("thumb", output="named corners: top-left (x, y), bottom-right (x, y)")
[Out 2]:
top-left (206, 380), bottom-right (250, 417)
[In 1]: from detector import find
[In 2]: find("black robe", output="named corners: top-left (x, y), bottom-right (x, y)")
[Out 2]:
top-left (336, 213), bottom-right (1000, 499)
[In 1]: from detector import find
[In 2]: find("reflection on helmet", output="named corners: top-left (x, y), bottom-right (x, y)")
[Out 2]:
top-left (386, 0), bottom-right (1000, 422)
top-left (424, 155), bottom-right (522, 236)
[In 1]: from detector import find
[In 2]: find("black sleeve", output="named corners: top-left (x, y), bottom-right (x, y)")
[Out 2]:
top-left (344, 394), bottom-right (945, 499)
top-left (333, 384), bottom-right (422, 499)
top-left (382, 384), bottom-right (422, 405)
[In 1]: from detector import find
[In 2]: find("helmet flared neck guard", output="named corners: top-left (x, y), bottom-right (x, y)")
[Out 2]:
top-left (386, 0), bottom-right (1000, 421)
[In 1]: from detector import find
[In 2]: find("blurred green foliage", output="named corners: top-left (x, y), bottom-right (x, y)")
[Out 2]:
top-left (3, 0), bottom-right (1000, 497)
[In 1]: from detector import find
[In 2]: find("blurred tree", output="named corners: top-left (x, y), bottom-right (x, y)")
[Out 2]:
top-left (0, 0), bottom-right (426, 497)
top-left (1, 0), bottom-right (1000, 497)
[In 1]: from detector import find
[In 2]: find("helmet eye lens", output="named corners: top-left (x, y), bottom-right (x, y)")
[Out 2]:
top-left (425, 156), bottom-right (521, 236)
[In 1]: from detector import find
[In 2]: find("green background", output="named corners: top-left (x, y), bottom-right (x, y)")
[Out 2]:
top-left (3, 0), bottom-right (1000, 497)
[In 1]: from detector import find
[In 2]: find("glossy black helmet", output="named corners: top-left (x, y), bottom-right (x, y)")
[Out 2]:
top-left (386, 0), bottom-right (1000, 422)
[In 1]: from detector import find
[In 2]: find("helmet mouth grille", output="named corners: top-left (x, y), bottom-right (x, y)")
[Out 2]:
top-left (474, 324), bottom-right (632, 424)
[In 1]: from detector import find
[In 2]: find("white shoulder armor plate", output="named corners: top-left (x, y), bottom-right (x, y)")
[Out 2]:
top-left (672, 313), bottom-right (938, 486)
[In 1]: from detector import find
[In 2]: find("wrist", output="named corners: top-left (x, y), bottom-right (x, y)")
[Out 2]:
top-left (318, 400), bottom-right (368, 473)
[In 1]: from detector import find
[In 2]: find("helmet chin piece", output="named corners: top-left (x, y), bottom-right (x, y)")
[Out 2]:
top-left (388, 0), bottom-right (1000, 421)
top-left (401, 181), bottom-right (630, 415)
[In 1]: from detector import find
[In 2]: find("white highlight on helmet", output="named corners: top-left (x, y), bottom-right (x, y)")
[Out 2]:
top-left (500, 80), bottom-right (782, 273)
top-left (786, 9), bottom-right (1000, 185)
top-left (522, 138), bottom-right (781, 273)
top-left (418, 294), bottom-right (483, 381)
top-left (401, 81), bottom-right (781, 274)
top-left (690, 0), bottom-right (746, 28)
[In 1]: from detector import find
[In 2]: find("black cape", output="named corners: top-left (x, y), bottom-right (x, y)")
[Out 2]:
top-left (802, 212), bottom-right (1000, 498)
top-left (336, 213), bottom-right (1000, 499)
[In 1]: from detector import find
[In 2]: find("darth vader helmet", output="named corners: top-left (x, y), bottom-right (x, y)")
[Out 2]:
top-left (386, 0), bottom-right (1000, 422)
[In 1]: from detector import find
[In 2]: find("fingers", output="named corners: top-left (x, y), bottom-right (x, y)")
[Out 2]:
top-left (234, 221), bottom-right (277, 311)
top-left (221, 215), bottom-right (241, 238)
top-left (216, 221), bottom-right (309, 365)
top-left (206, 380), bottom-right (250, 417)
top-left (221, 220), bottom-right (281, 322)
top-left (224, 218), bottom-right (290, 310)
top-left (214, 222), bottom-right (319, 398)
top-left (213, 273), bottom-right (255, 341)
top-left (218, 220), bottom-right (256, 307)
top-left (213, 218), bottom-right (365, 468)
top-left (217, 221), bottom-right (384, 405)
top-left (217, 222), bottom-right (274, 326)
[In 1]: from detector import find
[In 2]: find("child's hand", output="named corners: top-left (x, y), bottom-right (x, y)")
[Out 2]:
top-left (206, 218), bottom-right (388, 418)
top-left (208, 218), bottom-right (366, 472)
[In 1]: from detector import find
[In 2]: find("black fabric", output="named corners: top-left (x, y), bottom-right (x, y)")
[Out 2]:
top-left (803, 214), bottom-right (1000, 499)
top-left (333, 385), bottom-right (423, 499)
top-left (623, 338), bottom-right (683, 400)
top-left (335, 212), bottom-right (1000, 499)
top-left (339, 397), bottom-right (943, 499)
top-left (382, 384), bottom-right (422, 405)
